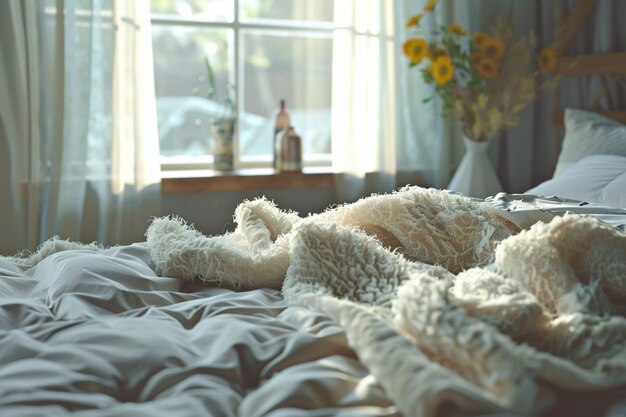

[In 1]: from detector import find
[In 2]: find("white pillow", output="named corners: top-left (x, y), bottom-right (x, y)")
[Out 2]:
top-left (554, 108), bottom-right (626, 177)
top-left (527, 154), bottom-right (626, 208)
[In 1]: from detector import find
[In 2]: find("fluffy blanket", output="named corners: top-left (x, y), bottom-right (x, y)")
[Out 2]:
top-left (145, 186), bottom-right (626, 416)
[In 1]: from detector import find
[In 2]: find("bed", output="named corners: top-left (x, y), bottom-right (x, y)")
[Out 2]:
top-left (1, 160), bottom-right (626, 417)
top-left (0, 182), bottom-right (624, 417)
top-left (2, 120), bottom-right (626, 417)
top-left (2, 3), bottom-right (626, 417)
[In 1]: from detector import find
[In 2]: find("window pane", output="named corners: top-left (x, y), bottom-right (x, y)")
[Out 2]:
top-left (152, 25), bottom-right (232, 161)
top-left (151, 0), bottom-right (233, 22)
top-left (241, 31), bottom-right (332, 161)
top-left (240, 0), bottom-right (334, 22)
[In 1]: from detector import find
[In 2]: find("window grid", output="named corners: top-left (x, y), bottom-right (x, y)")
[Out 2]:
top-left (151, 5), bottom-right (334, 171)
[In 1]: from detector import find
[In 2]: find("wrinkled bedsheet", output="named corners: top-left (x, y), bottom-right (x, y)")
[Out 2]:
top-left (0, 243), bottom-right (399, 417)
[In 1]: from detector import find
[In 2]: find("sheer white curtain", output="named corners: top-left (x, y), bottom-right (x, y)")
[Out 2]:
top-left (0, 0), bottom-right (160, 255)
top-left (331, 0), bottom-right (399, 202)
top-left (330, 0), bottom-right (461, 202)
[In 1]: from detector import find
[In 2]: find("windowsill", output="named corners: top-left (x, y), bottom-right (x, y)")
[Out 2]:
top-left (161, 167), bottom-right (336, 194)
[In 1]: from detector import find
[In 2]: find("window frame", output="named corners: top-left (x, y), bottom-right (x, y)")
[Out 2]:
top-left (150, 2), bottom-right (335, 173)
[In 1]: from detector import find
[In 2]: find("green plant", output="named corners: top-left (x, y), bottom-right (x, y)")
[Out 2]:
top-left (193, 56), bottom-right (236, 121)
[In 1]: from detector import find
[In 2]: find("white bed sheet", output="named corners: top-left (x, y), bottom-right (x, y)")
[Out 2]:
top-left (0, 243), bottom-right (399, 417)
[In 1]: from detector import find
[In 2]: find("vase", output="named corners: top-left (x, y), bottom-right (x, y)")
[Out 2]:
top-left (447, 136), bottom-right (502, 199)
top-left (211, 118), bottom-right (236, 170)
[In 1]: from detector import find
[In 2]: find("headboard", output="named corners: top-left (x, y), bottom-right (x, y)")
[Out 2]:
top-left (552, 0), bottom-right (626, 146)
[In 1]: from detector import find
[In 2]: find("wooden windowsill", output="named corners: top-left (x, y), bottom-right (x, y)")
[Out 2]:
top-left (161, 167), bottom-right (336, 194)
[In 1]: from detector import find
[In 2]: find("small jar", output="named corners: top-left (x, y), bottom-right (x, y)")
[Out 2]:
top-left (211, 118), bottom-right (235, 170)
top-left (276, 126), bottom-right (302, 172)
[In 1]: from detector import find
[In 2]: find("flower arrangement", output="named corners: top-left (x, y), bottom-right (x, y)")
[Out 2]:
top-left (403, 0), bottom-right (559, 142)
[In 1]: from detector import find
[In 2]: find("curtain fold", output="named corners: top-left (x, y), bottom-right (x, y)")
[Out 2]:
top-left (108, 0), bottom-right (161, 243)
top-left (331, 0), bottom-right (399, 202)
top-left (396, 0), bottom-right (461, 189)
top-left (329, 0), bottom-right (472, 198)
top-left (0, 0), bottom-right (30, 253)
top-left (0, 0), bottom-right (161, 255)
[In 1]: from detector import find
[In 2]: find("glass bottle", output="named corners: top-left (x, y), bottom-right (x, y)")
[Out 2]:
top-left (277, 126), bottom-right (302, 172)
top-left (273, 99), bottom-right (290, 168)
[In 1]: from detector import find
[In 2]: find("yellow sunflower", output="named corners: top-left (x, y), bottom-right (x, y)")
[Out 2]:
top-left (405, 13), bottom-right (424, 28)
top-left (423, 0), bottom-right (438, 12)
top-left (480, 36), bottom-right (505, 61)
top-left (448, 22), bottom-right (467, 36)
top-left (432, 55), bottom-right (454, 85)
top-left (539, 48), bottom-right (558, 74)
top-left (403, 38), bottom-right (428, 64)
top-left (477, 58), bottom-right (499, 79)
top-left (472, 32), bottom-right (489, 48)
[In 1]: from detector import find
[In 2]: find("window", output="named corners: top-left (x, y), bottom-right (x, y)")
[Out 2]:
top-left (150, 0), bottom-right (334, 171)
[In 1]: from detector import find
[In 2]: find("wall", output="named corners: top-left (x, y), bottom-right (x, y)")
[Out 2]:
top-left (162, 186), bottom-right (337, 236)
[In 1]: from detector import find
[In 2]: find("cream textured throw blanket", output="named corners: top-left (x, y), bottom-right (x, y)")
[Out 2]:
top-left (145, 186), bottom-right (626, 417)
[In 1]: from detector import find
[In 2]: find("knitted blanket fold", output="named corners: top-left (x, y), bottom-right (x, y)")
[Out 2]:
top-left (145, 186), bottom-right (626, 416)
